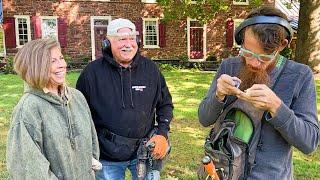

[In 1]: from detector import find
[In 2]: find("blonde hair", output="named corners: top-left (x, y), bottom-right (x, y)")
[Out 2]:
top-left (14, 39), bottom-right (60, 90)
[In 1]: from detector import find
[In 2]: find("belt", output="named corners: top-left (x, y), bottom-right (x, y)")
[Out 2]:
top-left (102, 128), bottom-right (140, 146)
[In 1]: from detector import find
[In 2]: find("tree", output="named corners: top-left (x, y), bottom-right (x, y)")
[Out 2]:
top-left (156, 0), bottom-right (263, 24)
top-left (295, 0), bottom-right (320, 67)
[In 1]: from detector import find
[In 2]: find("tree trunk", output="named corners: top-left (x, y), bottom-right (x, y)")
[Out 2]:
top-left (295, 0), bottom-right (320, 68)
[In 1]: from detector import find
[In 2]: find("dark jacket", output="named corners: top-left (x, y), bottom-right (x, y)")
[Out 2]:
top-left (198, 57), bottom-right (319, 180)
top-left (76, 52), bottom-right (173, 161)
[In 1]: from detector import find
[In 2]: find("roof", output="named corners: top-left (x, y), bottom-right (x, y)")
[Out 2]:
top-left (275, 0), bottom-right (299, 30)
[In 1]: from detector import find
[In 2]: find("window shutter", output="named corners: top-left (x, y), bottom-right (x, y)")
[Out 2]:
top-left (159, 21), bottom-right (166, 47)
top-left (58, 18), bottom-right (67, 48)
top-left (32, 16), bottom-right (42, 39)
top-left (135, 18), bottom-right (143, 47)
top-left (3, 17), bottom-right (16, 48)
top-left (225, 18), bottom-right (234, 48)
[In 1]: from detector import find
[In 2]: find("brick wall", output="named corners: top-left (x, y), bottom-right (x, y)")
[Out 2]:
top-left (3, 0), bottom-right (274, 61)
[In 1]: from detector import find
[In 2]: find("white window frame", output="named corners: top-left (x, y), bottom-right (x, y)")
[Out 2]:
top-left (40, 16), bottom-right (58, 40)
top-left (14, 15), bottom-right (31, 48)
top-left (233, 0), bottom-right (249, 5)
top-left (142, 0), bottom-right (157, 3)
top-left (233, 19), bottom-right (244, 48)
top-left (143, 18), bottom-right (159, 48)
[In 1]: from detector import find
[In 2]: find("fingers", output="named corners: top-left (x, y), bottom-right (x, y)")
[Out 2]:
top-left (218, 74), bottom-right (237, 87)
top-left (152, 146), bottom-right (166, 159)
top-left (231, 76), bottom-right (242, 85)
top-left (148, 135), bottom-right (168, 160)
top-left (151, 145), bottom-right (166, 159)
top-left (242, 84), bottom-right (279, 111)
top-left (216, 74), bottom-right (242, 97)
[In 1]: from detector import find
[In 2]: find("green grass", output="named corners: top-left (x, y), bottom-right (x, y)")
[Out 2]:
top-left (0, 70), bottom-right (319, 179)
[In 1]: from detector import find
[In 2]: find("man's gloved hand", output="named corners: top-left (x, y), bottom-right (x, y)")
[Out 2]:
top-left (147, 135), bottom-right (168, 160)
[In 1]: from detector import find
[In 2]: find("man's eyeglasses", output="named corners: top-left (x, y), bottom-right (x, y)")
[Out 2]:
top-left (239, 47), bottom-right (278, 63)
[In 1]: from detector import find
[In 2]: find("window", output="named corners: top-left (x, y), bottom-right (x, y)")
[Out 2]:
top-left (41, 16), bottom-right (58, 40)
top-left (14, 15), bottom-right (31, 47)
top-left (142, 0), bottom-right (157, 3)
top-left (234, 19), bottom-right (244, 47)
top-left (143, 18), bottom-right (159, 48)
top-left (233, 0), bottom-right (249, 5)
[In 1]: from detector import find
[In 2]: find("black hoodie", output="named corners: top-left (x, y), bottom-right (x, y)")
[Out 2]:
top-left (76, 52), bottom-right (173, 161)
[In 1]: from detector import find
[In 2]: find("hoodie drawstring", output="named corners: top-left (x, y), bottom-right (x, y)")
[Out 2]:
top-left (129, 66), bottom-right (134, 108)
top-left (120, 67), bottom-right (126, 109)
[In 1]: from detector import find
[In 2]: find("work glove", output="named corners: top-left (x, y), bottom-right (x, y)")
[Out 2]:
top-left (147, 135), bottom-right (168, 160)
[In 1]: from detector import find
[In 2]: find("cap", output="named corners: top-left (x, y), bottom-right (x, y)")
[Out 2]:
top-left (107, 18), bottom-right (139, 36)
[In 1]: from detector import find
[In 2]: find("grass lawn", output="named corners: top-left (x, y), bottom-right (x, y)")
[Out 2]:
top-left (0, 70), bottom-right (319, 179)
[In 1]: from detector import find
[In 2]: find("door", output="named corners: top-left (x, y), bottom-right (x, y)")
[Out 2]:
top-left (188, 20), bottom-right (205, 60)
top-left (94, 25), bottom-right (108, 59)
top-left (91, 17), bottom-right (111, 60)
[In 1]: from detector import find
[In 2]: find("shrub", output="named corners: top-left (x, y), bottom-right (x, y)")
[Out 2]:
top-left (280, 47), bottom-right (293, 59)
top-left (82, 56), bottom-right (92, 62)
top-left (3, 56), bottom-right (15, 74)
top-left (158, 63), bottom-right (181, 71)
top-left (178, 55), bottom-right (189, 62)
top-left (64, 55), bottom-right (72, 63)
top-left (206, 54), bottom-right (217, 62)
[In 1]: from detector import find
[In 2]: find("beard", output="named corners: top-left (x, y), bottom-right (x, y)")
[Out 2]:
top-left (238, 58), bottom-right (276, 91)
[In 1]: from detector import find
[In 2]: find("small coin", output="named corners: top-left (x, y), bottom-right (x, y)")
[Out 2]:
top-left (233, 79), bottom-right (241, 88)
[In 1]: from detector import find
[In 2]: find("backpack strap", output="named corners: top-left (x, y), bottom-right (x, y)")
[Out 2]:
top-left (270, 56), bottom-right (288, 90)
top-left (247, 57), bottom-right (288, 174)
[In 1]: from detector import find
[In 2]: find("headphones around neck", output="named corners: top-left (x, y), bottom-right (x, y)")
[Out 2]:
top-left (101, 36), bottom-right (141, 55)
top-left (234, 16), bottom-right (294, 45)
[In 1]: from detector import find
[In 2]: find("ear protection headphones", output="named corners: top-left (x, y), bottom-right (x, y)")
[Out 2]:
top-left (101, 36), bottom-right (141, 55)
top-left (234, 16), bottom-right (294, 45)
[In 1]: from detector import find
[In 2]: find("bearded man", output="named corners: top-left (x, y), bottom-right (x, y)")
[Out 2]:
top-left (198, 6), bottom-right (319, 180)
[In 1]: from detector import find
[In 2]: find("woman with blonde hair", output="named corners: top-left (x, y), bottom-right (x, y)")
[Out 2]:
top-left (6, 39), bottom-right (101, 179)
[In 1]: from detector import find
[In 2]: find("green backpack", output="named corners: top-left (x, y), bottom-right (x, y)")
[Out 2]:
top-left (198, 98), bottom-right (265, 180)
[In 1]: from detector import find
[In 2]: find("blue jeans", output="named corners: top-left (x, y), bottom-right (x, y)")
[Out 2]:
top-left (95, 159), bottom-right (160, 180)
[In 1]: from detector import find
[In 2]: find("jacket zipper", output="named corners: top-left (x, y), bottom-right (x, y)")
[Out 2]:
top-left (64, 101), bottom-right (76, 149)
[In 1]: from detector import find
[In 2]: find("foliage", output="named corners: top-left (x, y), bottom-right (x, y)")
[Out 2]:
top-left (280, 47), bottom-right (293, 59)
top-left (248, 0), bottom-right (264, 8)
top-left (82, 56), bottom-right (92, 62)
top-left (205, 54), bottom-right (217, 62)
top-left (284, 0), bottom-right (299, 9)
top-left (3, 56), bottom-right (15, 74)
top-left (64, 55), bottom-right (72, 63)
top-left (156, 0), bottom-right (263, 23)
top-left (177, 55), bottom-right (189, 62)
top-left (158, 63), bottom-right (182, 71)
top-left (191, 62), bottom-right (203, 70)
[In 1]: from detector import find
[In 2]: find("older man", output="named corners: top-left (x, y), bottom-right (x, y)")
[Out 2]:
top-left (76, 18), bottom-right (173, 180)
